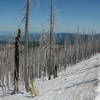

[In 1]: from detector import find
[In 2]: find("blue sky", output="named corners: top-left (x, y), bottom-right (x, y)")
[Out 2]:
top-left (0, 0), bottom-right (100, 35)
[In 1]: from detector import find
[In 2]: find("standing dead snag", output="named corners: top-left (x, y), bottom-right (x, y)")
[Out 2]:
top-left (48, 0), bottom-right (53, 80)
top-left (53, 64), bottom-right (58, 78)
top-left (24, 0), bottom-right (30, 92)
top-left (14, 29), bottom-right (21, 93)
top-left (48, 0), bottom-right (56, 80)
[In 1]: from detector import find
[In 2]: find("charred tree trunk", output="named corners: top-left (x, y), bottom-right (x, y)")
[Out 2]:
top-left (14, 29), bottom-right (21, 93)
top-left (53, 64), bottom-right (58, 78)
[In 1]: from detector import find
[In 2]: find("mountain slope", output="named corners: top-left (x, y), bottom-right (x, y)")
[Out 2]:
top-left (0, 53), bottom-right (100, 100)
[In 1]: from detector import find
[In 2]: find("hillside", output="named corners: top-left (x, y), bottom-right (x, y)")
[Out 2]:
top-left (0, 53), bottom-right (100, 100)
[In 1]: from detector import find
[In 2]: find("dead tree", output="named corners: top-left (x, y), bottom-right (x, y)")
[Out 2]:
top-left (14, 29), bottom-right (21, 93)
top-left (53, 64), bottom-right (58, 78)
top-left (24, 0), bottom-right (30, 92)
top-left (48, 0), bottom-right (53, 80)
top-left (48, 0), bottom-right (56, 80)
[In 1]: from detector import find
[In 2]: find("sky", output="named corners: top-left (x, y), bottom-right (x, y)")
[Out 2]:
top-left (0, 0), bottom-right (100, 35)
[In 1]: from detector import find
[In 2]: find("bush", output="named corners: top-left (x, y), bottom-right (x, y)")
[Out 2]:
top-left (29, 77), bottom-right (39, 98)
top-left (88, 56), bottom-right (90, 59)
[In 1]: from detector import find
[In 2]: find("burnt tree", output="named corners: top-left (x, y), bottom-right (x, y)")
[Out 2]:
top-left (53, 64), bottom-right (58, 78)
top-left (14, 29), bottom-right (21, 93)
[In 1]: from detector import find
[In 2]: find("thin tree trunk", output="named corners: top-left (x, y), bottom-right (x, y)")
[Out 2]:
top-left (48, 0), bottom-right (53, 80)
top-left (24, 0), bottom-right (30, 92)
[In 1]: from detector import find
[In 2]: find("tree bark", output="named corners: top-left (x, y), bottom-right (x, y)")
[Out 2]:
top-left (24, 0), bottom-right (30, 92)
top-left (14, 29), bottom-right (21, 93)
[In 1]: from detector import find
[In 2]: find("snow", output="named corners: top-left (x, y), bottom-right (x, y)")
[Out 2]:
top-left (0, 53), bottom-right (100, 100)
top-left (95, 56), bottom-right (100, 100)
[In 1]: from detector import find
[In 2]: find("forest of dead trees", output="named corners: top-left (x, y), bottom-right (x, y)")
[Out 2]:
top-left (0, 27), bottom-right (100, 93)
top-left (0, 0), bottom-right (100, 94)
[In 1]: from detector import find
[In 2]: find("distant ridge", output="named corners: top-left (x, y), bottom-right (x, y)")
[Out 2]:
top-left (0, 33), bottom-right (100, 45)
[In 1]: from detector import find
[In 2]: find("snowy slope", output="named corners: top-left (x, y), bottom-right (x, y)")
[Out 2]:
top-left (0, 53), bottom-right (100, 100)
top-left (95, 54), bottom-right (100, 100)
